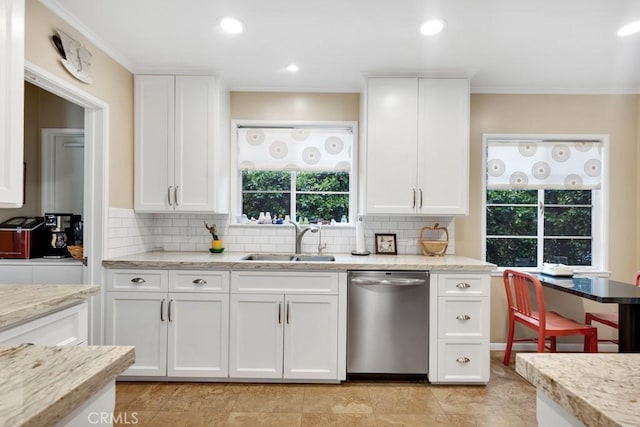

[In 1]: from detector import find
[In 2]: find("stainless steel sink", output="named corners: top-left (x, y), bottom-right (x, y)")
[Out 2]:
top-left (240, 254), bottom-right (297, 261)
top-left (294, 255), bottom-right (336, 262)
top-left (240, 254), bottom-right (335, 262)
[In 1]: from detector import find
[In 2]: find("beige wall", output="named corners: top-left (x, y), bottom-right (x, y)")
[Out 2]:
top-left (0, 82), bottom-right (84, 223)
top-left (458, 94), bottom-right (640, 343)
top-left (230, 92), bottom-right (360, 121)
top-left (24, 0), bottom-right (134, 208)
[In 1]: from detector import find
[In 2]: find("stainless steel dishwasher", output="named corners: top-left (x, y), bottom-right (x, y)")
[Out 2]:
top-left (347, 270), bottom-right (429, 377)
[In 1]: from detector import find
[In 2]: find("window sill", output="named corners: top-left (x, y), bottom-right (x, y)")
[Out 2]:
top-left (229, 223), bottom-right (355, 229)
top-left (490, 267), bottom-right (611, 278)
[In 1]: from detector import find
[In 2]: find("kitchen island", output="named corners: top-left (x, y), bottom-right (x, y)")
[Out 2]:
top-left (516, 353), bottom-right (640, 427)
top-left (0, 284), bottom-right (134, 427)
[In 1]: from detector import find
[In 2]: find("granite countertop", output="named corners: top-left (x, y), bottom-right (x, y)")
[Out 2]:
top-left (0, 284), bottom-right (99, 331)
top-left (0, 344), bottom-right (134, 427)
top-left (103, 251), bottom-right (496, 271)
top-left (516, 353), bottom-right (640, 427)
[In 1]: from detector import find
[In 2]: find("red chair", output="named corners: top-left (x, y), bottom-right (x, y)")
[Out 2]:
top-left (503, 269), bottom-right (598, 365)
top-left (585, 271), bottom-right (640, 345)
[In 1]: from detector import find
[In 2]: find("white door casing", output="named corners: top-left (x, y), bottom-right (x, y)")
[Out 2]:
top-left (24, 61), bottom-right (109, 346)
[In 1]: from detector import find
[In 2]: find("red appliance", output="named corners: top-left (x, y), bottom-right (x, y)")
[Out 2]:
top-left (0, 216), bottom-right (46, 259)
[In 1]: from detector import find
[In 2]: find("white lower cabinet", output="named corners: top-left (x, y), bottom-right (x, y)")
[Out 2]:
top-left (0, 263), bottom-right (83, 284)
top-left (430, 272), bottom-right (491, 384)
top-left (105, 269), bottom-right (229, 378)
top-left (229, 293), bottom-right (338, 380)
top-left (0, 301), bottom-right (88, 345)
top-left (229, 271), bottom-right (343, 381)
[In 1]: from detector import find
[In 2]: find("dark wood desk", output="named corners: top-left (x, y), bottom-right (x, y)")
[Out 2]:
top-left (537, 275), bottom-right (640, 352)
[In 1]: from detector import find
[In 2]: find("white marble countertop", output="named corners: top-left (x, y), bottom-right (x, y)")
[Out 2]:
top-left (0, 344), bottom-right (134, 427)
top-left (516, 353), bottom-right (640, 427)
top-left (102, 251), bottom-right (496, 271)
top-left (0, 284), bottom-right (99, 331)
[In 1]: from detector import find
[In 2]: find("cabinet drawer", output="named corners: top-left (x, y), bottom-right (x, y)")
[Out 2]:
top-left (437, 274), bottom-right (490, 297)
top-left (436, 340), bottom-right (489, 383)
top-left (0, 302), bottom-right (88, 346)
top-left (231, 271), bottom-right (339, 294)
top-left (107, 269), bottom-right (168, 291)
top-left (438, 297), bottom-right (489, 339)
top-left (169, 270), bottom-right (230, 292)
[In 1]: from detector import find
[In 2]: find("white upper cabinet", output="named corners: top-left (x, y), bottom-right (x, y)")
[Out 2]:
top-left (134, 75), bottom-right (217, 213)
top-left (0, 0), bottom-right (24, 207)
top-left (365, 77), bottom-right (470, 215)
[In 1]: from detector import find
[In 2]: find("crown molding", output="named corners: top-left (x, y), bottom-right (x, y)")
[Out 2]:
top-left (40, 0), bottom-right (135, 72)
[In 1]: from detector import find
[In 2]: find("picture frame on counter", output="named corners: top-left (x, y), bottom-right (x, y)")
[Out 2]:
top-left (375, 233), bottom-right (397, 255)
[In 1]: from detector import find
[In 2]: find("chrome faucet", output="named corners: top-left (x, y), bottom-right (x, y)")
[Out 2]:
top-left (317, 224), bottom-right (327, 254)
top-left (291, 221), bottom-right (318, 254)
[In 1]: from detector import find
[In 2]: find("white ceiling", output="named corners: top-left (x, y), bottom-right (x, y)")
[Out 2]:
top-left (43, 0), bottom-right (640, 93)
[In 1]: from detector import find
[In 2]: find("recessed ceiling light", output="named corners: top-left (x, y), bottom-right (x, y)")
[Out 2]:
top-left (617, 20), bottom-right (640, 37)
top-left (286, 64), bottom-right (299, 72)
top-left (219, 17), bottom-right (244, 34)
top-left (420, 19), bottom-right (446, 36)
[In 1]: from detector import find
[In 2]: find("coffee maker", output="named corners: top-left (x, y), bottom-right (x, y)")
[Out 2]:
top-left (43, 213), bottom-right (82, 258)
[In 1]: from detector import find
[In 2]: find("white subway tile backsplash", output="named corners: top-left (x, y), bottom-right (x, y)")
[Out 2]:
top-left (106, 208), bottom-right (455, 257)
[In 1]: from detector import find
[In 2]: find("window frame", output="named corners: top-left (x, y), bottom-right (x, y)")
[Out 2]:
top-left (481, 134), bottom-right (609, 273)
top-left (231, 120), bottom-right (358, 225)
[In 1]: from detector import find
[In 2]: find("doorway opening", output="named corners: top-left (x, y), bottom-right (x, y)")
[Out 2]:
top-left (24, 61), bottom-right (109, 345)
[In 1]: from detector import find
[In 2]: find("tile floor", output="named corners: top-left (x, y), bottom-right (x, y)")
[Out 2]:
top-left (114, 352), bottom-right (537, 426)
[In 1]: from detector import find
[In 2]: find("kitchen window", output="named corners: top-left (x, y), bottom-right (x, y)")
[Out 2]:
top-left (232, 123), bottom-right (357, 224)
top-left (482, 135), bottom-right (608, 270)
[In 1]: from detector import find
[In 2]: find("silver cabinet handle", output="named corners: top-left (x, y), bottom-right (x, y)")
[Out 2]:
top-left (174, 186), bottom-right (179, 206)
top-left (167, 186), bottom-right (173, 206)
top-left (160, 299), bottom-right (165, 321)
top-left (278, 302), bottom-right (282, 324)
top-left (192, 279), bottom-right (207, 285)
top-left (456, 314), bottom-right (471, 321)
top-left (168, 299), bottom-right (174, 322)
top-left (456, 282), bottom-right (471, 289)
top-left (456, 356), bottom-right (471, 364)
top-left (412, 188), bottom-right (416, 208)
top-left (419, 189), bottom-right (423, 208)
top-left (131, 277), bottom-right (146, 284)
top-left (286, 302), bottom-right (290, 324)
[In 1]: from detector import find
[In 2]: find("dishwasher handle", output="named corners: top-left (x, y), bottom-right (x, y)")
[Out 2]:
top-left (350, 277), bottom-right (427, 286)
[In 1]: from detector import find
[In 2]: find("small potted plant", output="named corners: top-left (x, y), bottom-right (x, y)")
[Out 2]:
top-left (204, 221), bottom-right (224, 253)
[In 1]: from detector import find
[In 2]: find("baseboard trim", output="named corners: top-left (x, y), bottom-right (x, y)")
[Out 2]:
top-left (490, 342), bottom-right (619, 353)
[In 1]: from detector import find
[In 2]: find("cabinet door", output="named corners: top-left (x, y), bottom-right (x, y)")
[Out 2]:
top-left (417, 79), bottom-right (469, 215)
top-left (0, 0), bottom-right (24, 207)
top-left (0, 265), bottom-right (32, 284)
top-left (365, 78), bottom-right (419, 214)
top-left (229, 293), bottom-right (283, 378)
top-left (283, 295), bottom-right (338, 380)
top-left (134, 75), bottom-right (175, 212)
top-left (105, 292), bottom-right (167, 376)
top-left (33, 264), bottom-right (83, 284)
top-left (174, 76), bottom-right (216, 212)
top-left (167, 292), bottom-right (229, 378)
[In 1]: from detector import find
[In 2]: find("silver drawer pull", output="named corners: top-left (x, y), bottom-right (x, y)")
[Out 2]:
top-left (131, 277), bottom-right (146, 284)
top-left (456, 356), bottom-right (471, 364)
top-left (456, 314), bottom-right (471, 321)
top-left (192, 279), bottom-right (207, 285)
top-left (456, 282), bottom-right (471, 289)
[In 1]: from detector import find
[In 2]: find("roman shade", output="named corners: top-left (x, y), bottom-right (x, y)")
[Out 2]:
top-left (486, 140), bottom-right (602, 190)
top-left (237, 127), bottom-right (352, 172)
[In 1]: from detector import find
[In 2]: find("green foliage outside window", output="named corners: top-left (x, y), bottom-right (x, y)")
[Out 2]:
top-left (486, 189), bottom-right (592, 267)
top-left (242, 170), bottom-right (349, 223)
